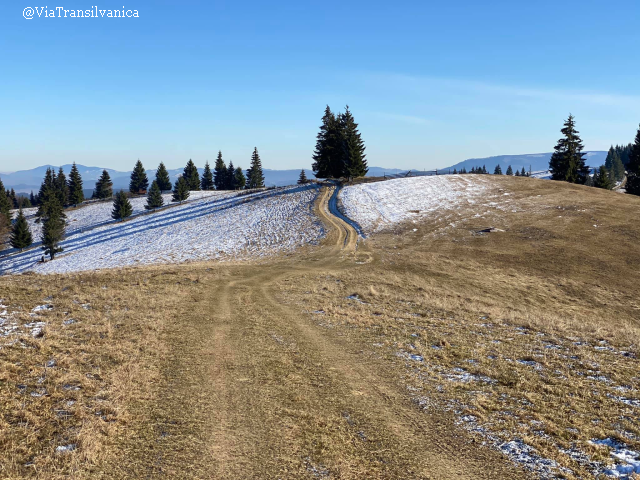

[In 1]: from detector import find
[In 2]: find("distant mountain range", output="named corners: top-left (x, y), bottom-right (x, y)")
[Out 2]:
top-left (0, 152), bottom-right (608, 194)
top-left (0, 165), bottom-right (407, 194)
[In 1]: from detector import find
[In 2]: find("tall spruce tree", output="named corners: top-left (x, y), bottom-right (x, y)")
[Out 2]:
top-left (67, 162), bottom-right (84, 205)
top-left (0, 178), bottom-right (11, 225)
top-left (201, 161), bottom-right (214, 190)
top-left (246, 148), bottom-right (265, 189)
top-left (129, 160), bottom-right (149, 194)
top-left (593, 165), bottom-right (612, 190)
top-left (549, 115), bottom-right (589, 184)
top-left (183, 159), bottom-right (200, 191)
top-left (312, 106), bottom-right (343, 178)
top-left (234, 167), bottom-right (246, 190)
top-left (155, 162), bottom-right (172, 191)
top-left (10, 208), bottom-right (33, 251)
top-left (93, 169), bottom-right (113, 199)
top-left (214, 151), bottom-right (227, 190)
top-left (9, 189), bottom-right (18, 209)
top-left (29, 191), bottom-right (36, 206)
top-left (41, 197), bottom-right (65, 260)
top-left (36, 168), bottom-right (62, 221)
top-left (56, 167), bottom-right (69, 206)
top-left (521, 167), bottom-right (527, 177)
top-left (172, 177), bottom-right (190, 203)
top-left (626, 124), bottom-right (640, 196)
top-left (494, 165), bottom-right (503, 175)
top-left (341, 106), bottom-right (368, 178)
top-left (145, 180), bottom-right (164, 210)
top-left (112, 191), bottom-right (133, 221)
top-left (298, 169), bottom-right (308, 184)
top-left (506, 165), bottom-right (513, 175)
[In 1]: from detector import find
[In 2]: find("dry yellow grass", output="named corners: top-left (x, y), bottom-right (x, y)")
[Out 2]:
top-left (0, 177), bottom-right (638, 478)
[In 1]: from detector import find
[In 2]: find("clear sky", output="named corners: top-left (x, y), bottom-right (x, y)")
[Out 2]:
top-left (1, 0), bottom-right (639, 171)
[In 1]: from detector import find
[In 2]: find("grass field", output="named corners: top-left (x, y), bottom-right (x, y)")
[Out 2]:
top-left (0, 176), bottom-right (638, 479)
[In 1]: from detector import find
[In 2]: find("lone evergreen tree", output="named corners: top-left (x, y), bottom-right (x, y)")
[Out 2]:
top-left (201, 161), bottom-right (214, 190)
top-left (41, 197), bottom-right (65, 260)
top-left (214, 151), bottom-right (227, 190)
top-left (183, 159), bottom-right (200, 191)
top-left (226, 161), bottom-right (236, 190)
top-left (298, 169), bottom-right (308, 184)
top-left (626, 124), bottom-right (640, 196)
top-left (341, 106), bottom-right (368, 178)
top-left (172, 177), bottom-right (190, 203)
top-left (506, 165), bottom-right (513, 175)
top-left (155, 162), bottom-right (172, 191)
top-left (10, 208), bottom-right (32, 251)
top-left (129, 160), bottom-right (149, 194)
top-left (549, 114), bottom-right (589, 184)
top-left (312, 106), bottom-right (343, 178)
top-left (112, 191), bottom-right (133, 221)
top-left (234, 167), bottom-right (246, 190)
top-left (515, 169), bottom-right (520, 176)
top-left (67, 162), bottom-right (84, 205)
top-left (593, 165), bottom-right (612, 190)
top-left (145, 180), bottom-right (164, 210)
top-left (93, 169), bottom-right (113, 199)
top-left (494, 165), bottom-right (503, 175)
top-left (246, 148), bottom-right (265, 189)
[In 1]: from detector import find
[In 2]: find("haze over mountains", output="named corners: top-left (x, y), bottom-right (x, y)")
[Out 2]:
top-left (0, 151), bottom-right (608, 193)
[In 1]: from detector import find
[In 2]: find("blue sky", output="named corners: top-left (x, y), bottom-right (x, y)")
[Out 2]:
top-left (1, 0), bottom-right (639, 171)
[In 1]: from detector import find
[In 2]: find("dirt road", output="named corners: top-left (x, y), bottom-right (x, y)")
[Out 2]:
top-left (109, 186), bottom-right (525, 479)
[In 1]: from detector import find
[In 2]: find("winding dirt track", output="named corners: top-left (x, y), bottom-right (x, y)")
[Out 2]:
top-left (113, 186), bottom-right (525, 479)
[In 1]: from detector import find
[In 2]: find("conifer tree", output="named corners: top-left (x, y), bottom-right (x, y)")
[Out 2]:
top-left (36, 168), bottom-right (61, 220)
top-left (10, 208), bottom-right (32, 251)
top-left (234, 167), bottom-right (246, 190)
top-left (41, 197), bottom-right (65, 260)
top-left (626, 124), bottom-right (640, 196)
top-left (172, 177), bottom-right (190, 203)
top-left (56, 167), bottom-right (69, 206)
top-left (226, 161), bottom-right (236, 190)
top-left (67, 162), bottom-right (84, 205)
top-left (93, 169), bottom-right (113, 199)
top-left (201, 161), bottom-right (214, 190)
top-left (312, 106), bottom-right (343, 178)
top-left (549, 114), bottom-right (589, 184)
top-left (584, 172), bottom-right (594, 187)
top-left (515, 170), bottom-right (520, 176)
top-left (129, 160), bottom-right (149, 194)
top-left (246, 148), bottom-right (265, 189)
top-left (341, 106), bottom-right (368, 178)
top-left (593, 165), bottom-right (612, 190)
top-left (29, 191), bottom-right (36, 206)
top-left (453, 168), bottom-right (458, 174)
top-left (521, 167), bottom-right (527, 177)
top-left (506, 165), bottom-right (513, 175)
top-left (494, 165), bottom-right (503, 175)
top-left (0, 178), bottom-right (12, 225)
top-left (9, 189), bottom-right (18, 209)
top-left (298, 169), bottom-right (308, 184)
top-left (155, 162), bottom-right (172, 191)
top-left (145, 180), bottom-right (164, 210)
top-left (112, 191), bottom-right (133, 221)
top-left (183, 159), bottom-right (200, 190)
top-left (482, 165), bottom-right (487, 174)
top-left (214, 151), bottom-right (227, 190)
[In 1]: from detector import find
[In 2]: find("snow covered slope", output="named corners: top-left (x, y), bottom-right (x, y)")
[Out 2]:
top-left (0, 185), bottom-right (324, 275)
top-left (338, 176), bottom-right (490, 234)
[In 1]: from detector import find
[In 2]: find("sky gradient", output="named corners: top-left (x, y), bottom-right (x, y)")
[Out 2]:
top-left (1, 0), bottom-right (639, 171)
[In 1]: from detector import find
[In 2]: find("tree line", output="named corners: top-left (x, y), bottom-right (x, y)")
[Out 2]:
top-left (0, 148), bottom-right (266, 259)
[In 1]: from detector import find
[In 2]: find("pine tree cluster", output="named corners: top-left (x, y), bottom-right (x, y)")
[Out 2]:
top-left (312, 105), bottom-right (368, 179)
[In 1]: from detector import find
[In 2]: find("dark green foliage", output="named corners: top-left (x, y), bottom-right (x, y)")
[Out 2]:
top-left (234, 167), bottom-right (246, 190)
top-left (506, 165), bottom-right (513, 175)
top-left (482, 165), bottom-right (487, 174)
top-left (201, 161), bottom-right (214, 190)
top-left (453, 168), bottom-right (458, 174)
top-left (341, 106), bottom-right (368, 178)
top-left (10, 208), bottom-right (32, 251)
top-left (584, 172), bottom-right (594, 187)
top-left (129, 160), bottom-right (149, 194)
top-left (93, 170), bottom-right (113, 199)
top-left (515, 169), bottom-right (520, 176)
top-left (145, 180), bottom-right (164, 210)
top-left (604, 146), bottom-right (625, 185)
top-left (521, 167), bottom-right (527, 176)
top-left (36, 168), bottom-right (63, 220)
top-left (172, 177), bottom-right (190, 203)
top-left (155, 162), bottom-right (172, 191)
top-left (112, 191), bottom-right (133, 221)
top-left (461, 167), bottom-right (467, 174)
top-left (246, 148), bottom-right (265, 189)
top-left (549, 115), bottom-right (589, 184)
top-left (41, 197), bottom-right (65, 260)
top-left (67, 162), bottom-right (84, 205)
top-left (9, 189), bottom-right (18, 209)
top-left (29, 191), bottom-right (36, 206)
top-left (226, 161), bottom-right (236, 190)
top-left (494, 165), bottom-right (502, 175)
top-left (214, 151), bottom-right (227, 190)
top-left (626, 125), bottom-right (640, 196)
top-left (298, 169), bottom-right (308, 184)
top-left (593, 165), bottom-right (612, 190)
top-left (183, 159), bottom-right (200, 191)
top-left (56, 167), bottom-right (69, 206)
